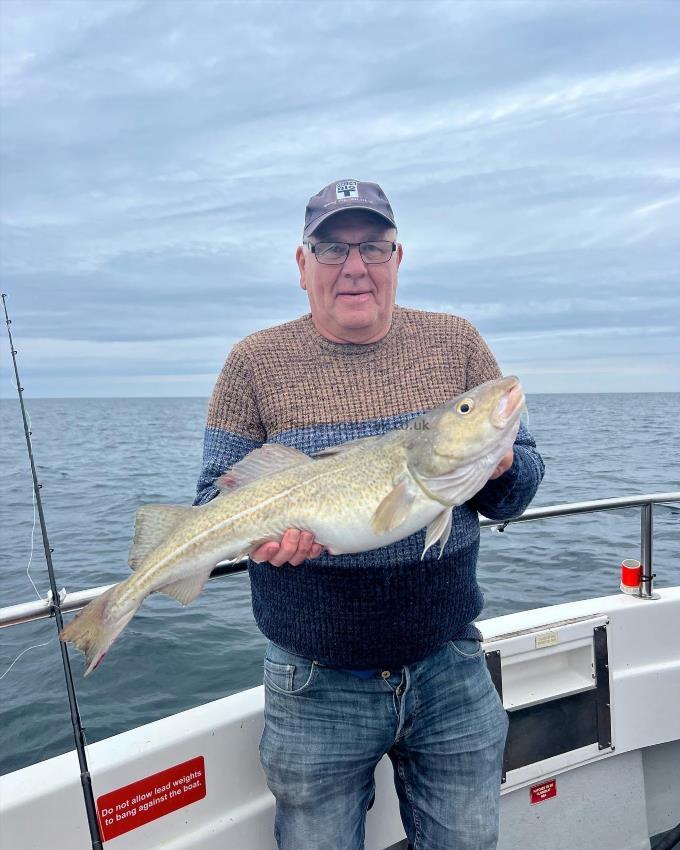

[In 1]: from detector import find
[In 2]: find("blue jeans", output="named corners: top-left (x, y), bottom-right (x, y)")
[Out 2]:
top-left (259, 639), bottom-right (508, 850)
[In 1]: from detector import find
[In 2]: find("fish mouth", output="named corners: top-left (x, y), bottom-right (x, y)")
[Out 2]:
top-left (491, 377), bottom-right (525, 428)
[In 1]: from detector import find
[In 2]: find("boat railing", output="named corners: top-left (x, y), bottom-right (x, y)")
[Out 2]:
top-left (1, 491), bottom-right (679, 630)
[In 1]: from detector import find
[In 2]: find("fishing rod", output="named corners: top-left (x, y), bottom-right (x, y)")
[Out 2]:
top-left (2, 293), bottom-right (103, 849)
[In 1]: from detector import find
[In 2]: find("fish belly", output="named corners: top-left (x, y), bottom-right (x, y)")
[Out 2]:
top-left (287, 488), bottom-right (443, 555)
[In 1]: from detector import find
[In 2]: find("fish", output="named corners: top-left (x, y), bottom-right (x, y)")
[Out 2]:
top-left (59, 375), bottom-right (525, 675)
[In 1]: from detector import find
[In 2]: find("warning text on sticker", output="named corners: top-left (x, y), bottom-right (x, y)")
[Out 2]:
top-left (530, 777), bottom-right (557, 805)
top-left (97, 756), bottom-right (206, 841)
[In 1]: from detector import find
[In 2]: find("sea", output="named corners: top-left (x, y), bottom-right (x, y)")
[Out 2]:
top-left (1, 394), bottom-right (679, 775)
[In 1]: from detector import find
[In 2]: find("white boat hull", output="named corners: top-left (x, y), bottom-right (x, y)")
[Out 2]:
top-left (2, 587), bottom-right (679, 850)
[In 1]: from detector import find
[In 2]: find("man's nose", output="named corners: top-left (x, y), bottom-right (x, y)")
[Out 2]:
top-left (342, 245), bottom-right (367, 276)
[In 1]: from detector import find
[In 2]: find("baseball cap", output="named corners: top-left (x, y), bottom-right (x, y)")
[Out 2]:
top-left (303, 179), bottom-right (396, 239)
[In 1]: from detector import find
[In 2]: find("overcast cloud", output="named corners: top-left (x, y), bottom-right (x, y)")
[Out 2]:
top-left (1, 0), bottom-right (678, 396)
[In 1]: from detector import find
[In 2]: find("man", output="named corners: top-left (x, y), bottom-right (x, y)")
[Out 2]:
top-left (195, 180), bottom-right (544, 850)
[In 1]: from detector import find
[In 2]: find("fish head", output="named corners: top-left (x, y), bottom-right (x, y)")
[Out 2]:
top-left (406, 376), bottom-right (525, 500)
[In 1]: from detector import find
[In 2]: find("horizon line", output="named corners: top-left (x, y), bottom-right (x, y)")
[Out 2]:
top-left (1, 390), bottom-right (679, 402)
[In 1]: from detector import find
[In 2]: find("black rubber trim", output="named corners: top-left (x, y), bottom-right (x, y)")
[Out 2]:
top-left (594, 625), bottom-right (612, 750)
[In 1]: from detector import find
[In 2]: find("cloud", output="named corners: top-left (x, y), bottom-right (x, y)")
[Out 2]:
top-left (0, 0), bottom-right (678, 395)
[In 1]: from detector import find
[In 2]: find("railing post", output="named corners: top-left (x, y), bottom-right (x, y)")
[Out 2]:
top-left (640, 503), bottom-right (654, 598)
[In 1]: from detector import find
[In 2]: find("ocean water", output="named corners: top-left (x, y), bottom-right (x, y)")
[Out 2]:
top-left (1, 394), bottom-right (679, 775)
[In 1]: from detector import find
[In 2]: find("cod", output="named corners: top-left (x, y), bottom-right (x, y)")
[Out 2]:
top-left (60, 376), bottom-right (525, 675)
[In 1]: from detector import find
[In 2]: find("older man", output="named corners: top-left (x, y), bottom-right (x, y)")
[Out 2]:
top-left (195, 180), bottom-right (544, 850)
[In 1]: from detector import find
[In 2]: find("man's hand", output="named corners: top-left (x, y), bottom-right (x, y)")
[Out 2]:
top-left (250, 528), bottom-right (324, 567)
top-left (489, 448), bottom-right (514, 480)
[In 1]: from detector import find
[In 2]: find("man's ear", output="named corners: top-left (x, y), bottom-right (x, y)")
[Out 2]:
top-left (395, 242), bottom-right (403, 270)
top-left (296, 245), bottom-right (307, 290)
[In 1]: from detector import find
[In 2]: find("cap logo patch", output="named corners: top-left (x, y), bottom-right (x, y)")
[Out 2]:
top-left (336, 180), bottom-right (358, 200)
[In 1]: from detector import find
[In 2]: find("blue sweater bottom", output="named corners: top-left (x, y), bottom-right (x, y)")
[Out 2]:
top-left (249, 546), bottom-right (483, 669)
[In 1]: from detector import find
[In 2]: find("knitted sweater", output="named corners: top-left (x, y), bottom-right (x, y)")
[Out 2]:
top-left (194, 305), bottom-right (544, 668)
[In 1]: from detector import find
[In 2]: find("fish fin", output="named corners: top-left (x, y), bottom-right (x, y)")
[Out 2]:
top-left (233, 538), bottom-right (272, 561)
top-left (215, 538), bottom-right (278, 566)
top-left (60, 581), bottom-right (140, 676)
top-left (371, 477), bottom-right (416, 535)
top-left (224, 546), bottom-right (252, 564)
top-left (157, 570), bottom-right (212, 606)
top-left (421, 508), bottom-right (453, 560)
top-left (313, 435), bottom-right (378, 457)
top-left (216, 444), bottom-right (311, 492)
top-left (129, 504), bottom-right (194, 570)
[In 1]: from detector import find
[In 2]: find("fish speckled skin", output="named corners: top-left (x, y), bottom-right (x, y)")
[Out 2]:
top-left (60, 376), bottom-right (525, 675)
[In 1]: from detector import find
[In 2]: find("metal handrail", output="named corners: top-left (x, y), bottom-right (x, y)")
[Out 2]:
top-left (2, 491), bottom-right (678, 629)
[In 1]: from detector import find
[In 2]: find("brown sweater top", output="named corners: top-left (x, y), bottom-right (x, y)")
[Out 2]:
top-left (205, 305), bottom-right (503, 442)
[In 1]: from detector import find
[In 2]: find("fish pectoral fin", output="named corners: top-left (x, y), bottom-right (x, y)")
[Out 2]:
top-left (129, 505), bottom-right (195, 570)
top-left (158, 570), bottom-right (212, 606)
top-left (421, 508), bottom-right (453, 561)
top-left (223, 540), bottom-right (267, 563)
top-left (223, 547), bottom-right (251, 564)
top-left (216, 444), bottom-right (311, 492)
top-left (371, 477), bottom-right (417, 535)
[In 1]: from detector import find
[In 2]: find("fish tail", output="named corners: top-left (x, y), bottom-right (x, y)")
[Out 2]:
top-left (59, 580), bottom-right (141, 676)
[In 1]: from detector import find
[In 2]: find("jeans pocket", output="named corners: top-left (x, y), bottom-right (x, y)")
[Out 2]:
top-left (449, 638), bottom-right (484, 660)
top-left (263, 660), bottom-right (294, 692)
top-left (263, 644), bottom-right (318, 695)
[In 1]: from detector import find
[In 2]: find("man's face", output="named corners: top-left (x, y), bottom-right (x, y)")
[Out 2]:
top-left (296, 211), bottom-right (403, 343)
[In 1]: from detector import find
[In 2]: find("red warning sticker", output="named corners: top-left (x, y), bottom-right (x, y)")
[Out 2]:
top-left (530, 777), bottom-right (557, 804)
top-left (97, 756), bottom-right (206, 840)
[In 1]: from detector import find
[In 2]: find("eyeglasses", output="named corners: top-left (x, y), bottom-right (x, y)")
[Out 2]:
top-left (305, 240), bottom-right (396, 265)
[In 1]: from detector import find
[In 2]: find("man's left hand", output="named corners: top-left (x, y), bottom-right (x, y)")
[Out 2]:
top-left (489, 449), bottom-right (513, 480)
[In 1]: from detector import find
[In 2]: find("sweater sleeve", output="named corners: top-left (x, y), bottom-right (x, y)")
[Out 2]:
top-left (462, 320), bottom-right (545, 520)
top-left (193, 343), bottom-right (266, 506)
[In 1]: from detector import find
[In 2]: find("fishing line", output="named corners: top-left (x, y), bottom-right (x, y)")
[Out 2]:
top-left (2, 293), bottom-right (103, 850)
top-left (0, 641), bottom-right (50, 681)
top-left (4, 342), bottom-right (43, 600)
top-left (24, 411), bottom-right (45, 601)
top-left (0, 363), bottom-right (45, 678)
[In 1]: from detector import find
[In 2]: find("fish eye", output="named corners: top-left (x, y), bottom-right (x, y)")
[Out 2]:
top-left (457, 399), bottom-right (474, 414)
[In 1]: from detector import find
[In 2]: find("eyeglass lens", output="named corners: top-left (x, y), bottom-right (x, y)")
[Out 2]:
top-left (313, 241), bottom-right (394, 264)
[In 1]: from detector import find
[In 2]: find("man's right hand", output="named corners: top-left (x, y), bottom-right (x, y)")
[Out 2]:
top-left (250, 528), bottom-right (324, 567)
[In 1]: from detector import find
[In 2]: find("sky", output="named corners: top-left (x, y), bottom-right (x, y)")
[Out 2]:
top-left (0, 0), bottom-right (678, 397)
